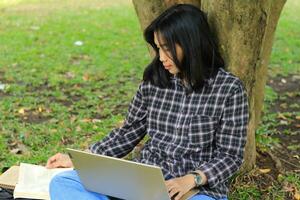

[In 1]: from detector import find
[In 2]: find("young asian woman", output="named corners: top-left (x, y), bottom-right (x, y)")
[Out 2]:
top-left (47, 4), bottom-right (249, 200)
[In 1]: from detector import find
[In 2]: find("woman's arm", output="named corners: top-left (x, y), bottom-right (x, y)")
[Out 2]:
top-left (165, 81), bottom-right (248, 200)
top-left (89, 82), bottom-right (149, 158)
top-left (197, 81), bottom-right (249, 188)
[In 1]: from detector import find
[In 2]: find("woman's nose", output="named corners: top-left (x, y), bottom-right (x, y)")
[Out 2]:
top-left (159, 50), bottom-right (167, 62)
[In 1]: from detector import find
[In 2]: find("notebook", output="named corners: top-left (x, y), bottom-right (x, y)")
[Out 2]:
top-left (0, 166), bottom-right (19, 190)
top-left (67, 148), bottom-right (199, 200)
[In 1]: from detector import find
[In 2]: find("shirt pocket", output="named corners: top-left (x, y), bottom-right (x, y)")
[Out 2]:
top-left (188, 115), bottom-right (218, 149)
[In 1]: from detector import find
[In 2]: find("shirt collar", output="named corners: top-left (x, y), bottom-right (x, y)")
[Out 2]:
top-left (170, 74), bottom-right (214, 87)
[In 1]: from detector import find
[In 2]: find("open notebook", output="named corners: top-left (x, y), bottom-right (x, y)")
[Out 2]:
top-left (13, 163), bottom-right (72, 200)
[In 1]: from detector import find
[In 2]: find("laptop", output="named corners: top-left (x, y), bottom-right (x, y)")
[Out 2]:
top-left (67, 148), bottom-right (199, 200)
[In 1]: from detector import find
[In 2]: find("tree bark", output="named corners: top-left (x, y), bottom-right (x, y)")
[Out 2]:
top-left (132, 0), bottom-right (286, 172)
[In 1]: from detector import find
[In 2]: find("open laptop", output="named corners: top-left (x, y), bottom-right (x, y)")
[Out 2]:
top-left (67, 148), bottom-right (199, 200)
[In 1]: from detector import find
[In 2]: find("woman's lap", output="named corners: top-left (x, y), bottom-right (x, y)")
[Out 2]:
top-left (50, 170), bottom-right (109, 200)
top-left (49, 170), bottom-right (227, 200)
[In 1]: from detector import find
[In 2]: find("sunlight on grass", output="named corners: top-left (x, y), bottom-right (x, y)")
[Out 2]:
top-left (269, 0), bottom-right (300, 76)
top-left (0, 0), bottom-right (23, 7)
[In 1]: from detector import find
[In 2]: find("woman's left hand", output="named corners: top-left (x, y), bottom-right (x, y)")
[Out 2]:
top-left (165, 174), bottom-right (195, 200)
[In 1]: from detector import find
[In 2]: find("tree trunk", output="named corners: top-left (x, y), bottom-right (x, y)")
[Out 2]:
top-left (132, 0), bottom-right (286, 172)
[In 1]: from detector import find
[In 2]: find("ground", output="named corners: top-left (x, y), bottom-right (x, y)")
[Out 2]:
top-left (229, 73), bottom-right (300, 200)
top-left (0, 0), bottom-right (299, 199)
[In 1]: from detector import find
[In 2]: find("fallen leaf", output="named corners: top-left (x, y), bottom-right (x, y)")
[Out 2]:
top-left (45, 108), bottom-right (52, 113)
top-left (50, 129), bottom-right (57, 133)
top-left (277, 113), bottom-right (287, 120)
top-left (259, 168), bottom-right (271, 173)
top-left (283, 184), bottom-right (294, 192)
top-left (295, 193), bottom-right (300, 200)
top-left (8, 141), bottom-right (18, 147)
top-left (70, 115), bottom-right (77, 123)
top-left (82, 55), bottom-right (91, 61)
top-left (93, 125), bottom-right (98, 129)
top-left (65, 72), bottom-right (75, 79)
top-left (279, 120), bottom-right (289, 125)
top-left (38, 107), bottom-right (43, 112)
top-left (92, 119), bottom-right (101, 123)
top-left (76, 126), bottom-right (82, 132)
top-left (81, 118), bottom-right (92, 123)
top-left (116, 120), bottom-right (124, 128)
top-left (292, 75), bottom-right (300, 81)
top-left (296, 116), bottom-right (300, 120)
top-left (18, 108), bottom-right (25, 115)
top-left (293, 155), bottom-right (300, 159)
top-left (280, 103), bottom-right (288, 109)
top-left (287, 92), bottom-right (296, 98)
top-left (83, 74), bottom-right (90, 81)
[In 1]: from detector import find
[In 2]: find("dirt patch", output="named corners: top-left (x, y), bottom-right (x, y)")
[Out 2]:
top-left (69, 54), bottom-right (92, 66)
top-left (19, 108), bottom-right (52, 124)
top-left (268, 75), bottom-right (300, 93)
top-left (0, 91), bottom-right (10, 98)
top-left (27, 82), bottom-right (85, 107)
top-left (266, 74), bottom-right (300, 174)
top-left (243, 73), bottom-right (300, 199)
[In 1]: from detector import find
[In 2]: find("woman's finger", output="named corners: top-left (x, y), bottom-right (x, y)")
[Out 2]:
top-left (168, 187), bottom-right (180, 199)
top-left (46, 153), bottom-right (61, 168)
top-left (174, 191), bottom-right (184, 200)
top-left (46, 156), bottom-right (57, 168)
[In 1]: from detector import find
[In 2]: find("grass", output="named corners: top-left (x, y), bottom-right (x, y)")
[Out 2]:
top-left (269, 0), bottom-right (300, 76)
top-left (0, 0), bottom-right (150, 169)
top-left (0, 0), bottom-right (299, 199)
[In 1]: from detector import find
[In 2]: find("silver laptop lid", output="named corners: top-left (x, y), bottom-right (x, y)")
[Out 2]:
top-left (67, 148), bottom-right (170, 200)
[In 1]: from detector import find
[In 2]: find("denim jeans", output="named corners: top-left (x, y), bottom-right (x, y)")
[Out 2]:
top-left (49, 170), bottom-right (227, 200)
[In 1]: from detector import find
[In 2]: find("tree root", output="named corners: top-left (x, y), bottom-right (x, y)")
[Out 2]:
top-left (266, 151), bottom-right (284, 173)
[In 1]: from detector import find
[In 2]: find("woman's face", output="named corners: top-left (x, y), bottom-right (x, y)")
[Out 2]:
top-left (154, 32), bottom-right (183, 75)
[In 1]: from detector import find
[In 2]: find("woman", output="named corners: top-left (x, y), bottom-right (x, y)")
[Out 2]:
top-left (47, 4), bottom-right (249, 200)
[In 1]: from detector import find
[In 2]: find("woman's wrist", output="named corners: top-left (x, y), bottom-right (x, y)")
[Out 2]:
top-left (184, 174), bottom-right (197, 189)
top-left (187, 170), bottom-right (208, 188)
top-left (194, 170), bottom-right (208, 185)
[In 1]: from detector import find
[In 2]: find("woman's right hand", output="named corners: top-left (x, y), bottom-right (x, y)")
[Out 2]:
top-left (46, 153), bottom-right (74, 169)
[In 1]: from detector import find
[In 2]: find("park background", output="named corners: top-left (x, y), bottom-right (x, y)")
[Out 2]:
top-left (0, 0), bottom-right (299, 199)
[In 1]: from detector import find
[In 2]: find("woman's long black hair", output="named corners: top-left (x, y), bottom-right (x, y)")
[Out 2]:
top-left (143, 4), bottom-right (224, 93)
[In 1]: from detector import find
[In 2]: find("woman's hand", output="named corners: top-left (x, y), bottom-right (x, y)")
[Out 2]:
top-left (46, 153), bottom-right (74, 169)
top-left (165, 174), bottom-right (195, 200)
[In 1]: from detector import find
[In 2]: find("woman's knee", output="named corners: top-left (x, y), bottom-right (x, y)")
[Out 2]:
top-left (50, 170), bottom-right (78, 192)
top-left (190, 194), bottom-right (227, 200)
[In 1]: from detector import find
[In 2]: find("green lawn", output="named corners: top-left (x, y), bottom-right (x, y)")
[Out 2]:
top-left (0, 0), bottom-right (299, 199)
top-left (269, 0), bottom-right (300, 76)
top-left (0, 0), bottom-right (150, 168)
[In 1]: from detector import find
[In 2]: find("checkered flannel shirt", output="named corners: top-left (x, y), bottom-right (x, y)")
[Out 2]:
top-left (90, 68), bottom-right (249, 199)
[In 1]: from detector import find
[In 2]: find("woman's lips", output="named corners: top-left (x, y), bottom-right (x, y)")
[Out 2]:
top-left (164, 65), bottom-right (172, 69)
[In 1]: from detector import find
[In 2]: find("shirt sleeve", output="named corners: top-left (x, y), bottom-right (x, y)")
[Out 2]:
top-left (198, 80), bottom-right (249, 188)
top-left (89, 82), bottom-right (148, 158)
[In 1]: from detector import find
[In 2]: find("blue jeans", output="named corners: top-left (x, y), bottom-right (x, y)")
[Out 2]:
top-left (49, 170), bottom-right (227, 200)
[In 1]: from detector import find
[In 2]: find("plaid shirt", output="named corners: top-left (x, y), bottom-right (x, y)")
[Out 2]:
top-left (90, 68), bottom-right (249, 199)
